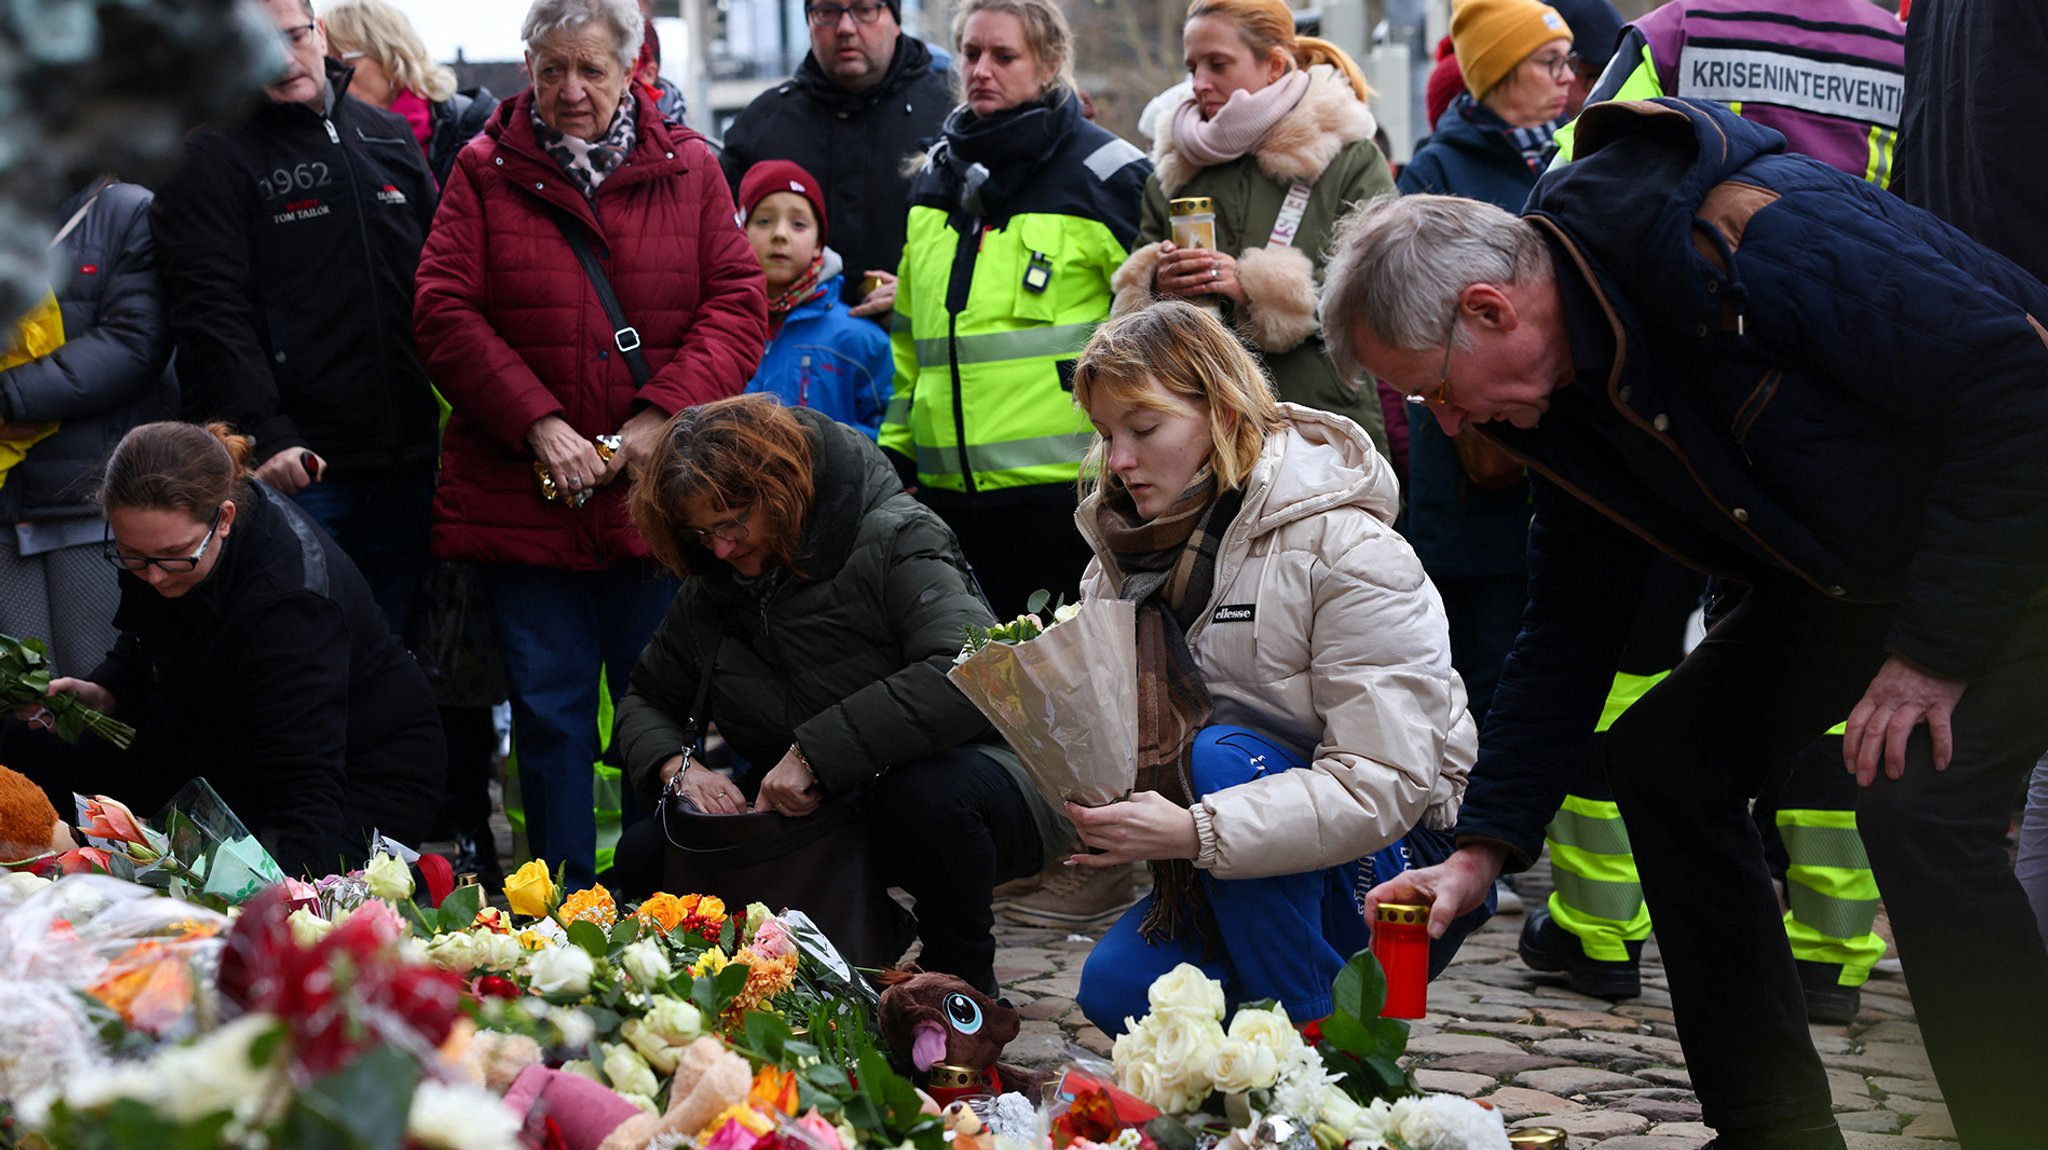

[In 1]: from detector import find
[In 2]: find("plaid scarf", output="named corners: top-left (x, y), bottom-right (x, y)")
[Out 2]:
top-left (1092, 466), bottom-right (1245, 946)
top-left (532, 97), bottom-right (637, 198)
top-left (765, 249), bottom-right (827, 338)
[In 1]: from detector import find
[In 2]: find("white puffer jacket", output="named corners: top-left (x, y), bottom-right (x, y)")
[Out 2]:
top-left (1079, 404), bottom-right (1476, 880)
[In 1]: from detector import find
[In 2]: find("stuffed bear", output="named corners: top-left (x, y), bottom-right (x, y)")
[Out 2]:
top-left (876, 965), bottom-right (1026, 1105)
top-left (0, 763), bottom-right (74, 862)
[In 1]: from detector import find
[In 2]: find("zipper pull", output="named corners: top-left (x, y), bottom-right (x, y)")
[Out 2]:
top-left (325, 119), bottom-right (339, 144)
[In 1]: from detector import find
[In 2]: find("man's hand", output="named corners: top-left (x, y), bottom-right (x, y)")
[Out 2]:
top-left (527, 415), bottom-right (612, 498)
top-left (1065, 792), bottom-right (1199, 866)
top-left (1364, 842), bottom-right (1508, 940)
top-left (615, 407), bottom-right (670, 477)
top-left (847, 271), bottom-right (898, 318)
top-left (254, 449), bottom-right (324, 494)
top-left (753, 746), bottom-right (822, 817)
top-left (1843, 654), bottom-right (1968, 786)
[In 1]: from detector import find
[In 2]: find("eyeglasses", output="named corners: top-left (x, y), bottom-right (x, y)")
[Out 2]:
top-left (1403, 312), bottom-right (1460, 409)
top-left (104, 506), bottom-right (225, 573)
top-left (1566, 51), bottom-right (1601, 82)
top-left (686, 506), bottom-right (752, 546)
top-left (805, 3), bottom-right (887, 27)
top-left (337, 50), bottom-right (367, 62)
top-left (1528, 52), bottom-right (1573, 82)
top-left (280, 22), bottom-right (318, 48)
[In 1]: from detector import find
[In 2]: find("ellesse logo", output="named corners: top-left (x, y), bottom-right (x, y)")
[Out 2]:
top-left (1211, 603), bottom-right (1255, 624)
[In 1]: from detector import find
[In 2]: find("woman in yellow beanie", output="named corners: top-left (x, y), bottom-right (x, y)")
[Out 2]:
top-left (1389, 0), bottom-right (1569, 821)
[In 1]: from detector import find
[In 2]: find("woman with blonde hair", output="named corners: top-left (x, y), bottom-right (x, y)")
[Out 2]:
top-left (1111, 0), bottom-right (1393, 459)
top-left (323, 0), bottom-right (499, 183)
top-left (1060, 301), bottom-right (1486, 1031)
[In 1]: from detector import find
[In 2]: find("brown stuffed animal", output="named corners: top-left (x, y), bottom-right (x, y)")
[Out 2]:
top-left (876, 965), bottom-right (1022, 1105)
top-left (0, 764), bottom-right (73, 862)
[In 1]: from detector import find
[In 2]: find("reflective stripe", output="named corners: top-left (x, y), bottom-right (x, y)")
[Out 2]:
top-left (1550, 865), bottom-right (1649, 924)
top-left (913, 322), bottom-right (1099, 369)
top-left (890, 309), bottom-right (914, 336)
top-left (1551, 44), bottom-right (1663, 167)
top-left (1777, 822), bottom-right (1870, 871)
top-left (1780, 912), bottom-right (1885, 985)
top-left (1597, 670), bottom-right (1667, 732)
top-left (1863, 126), bottom-right (1896, 188)
top-left (1547, 796), bottom-right (1634, 855)
top-left (1083, 137), bottom-right (1147, 182)
top-left (1786, 876), bottom-right (1880, 942)
top-left (914, 430), bottom-right (1094, 477)
top-left (882, 394), bottom-right (911, 426)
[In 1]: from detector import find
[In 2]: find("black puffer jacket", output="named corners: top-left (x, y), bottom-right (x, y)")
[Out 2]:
top-left (719, 36), bottom-right (953, 305)
top-left (614, 407), bottom-right (1064, 863)
top-left (0, 180), bottom-right (176, 522)
top-left (91, 482), bottom-right (444, 876)
top-left (427, 87), bottom-right (498, 187)
top-left (151, 60), bottom-right (440, 472)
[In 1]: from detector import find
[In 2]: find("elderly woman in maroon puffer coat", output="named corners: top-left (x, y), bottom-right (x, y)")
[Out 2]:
top-left (413, 0), bottom-right (767, 889)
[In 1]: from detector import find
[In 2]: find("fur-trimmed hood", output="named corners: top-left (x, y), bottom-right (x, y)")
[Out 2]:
top-left (1152, 64), bottom-right (1377, 197)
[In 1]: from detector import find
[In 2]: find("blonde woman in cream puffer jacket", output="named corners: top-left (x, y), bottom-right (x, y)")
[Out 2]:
top-left (1079, 403), bottom-right (1476, 879)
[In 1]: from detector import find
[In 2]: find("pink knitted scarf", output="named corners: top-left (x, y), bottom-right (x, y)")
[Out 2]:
top-left (1168, 68), bottom-right (1313, 168)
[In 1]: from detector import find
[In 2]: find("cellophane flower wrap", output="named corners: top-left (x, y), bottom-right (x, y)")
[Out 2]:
top-left (948, 598), bottom-right (1140, 809)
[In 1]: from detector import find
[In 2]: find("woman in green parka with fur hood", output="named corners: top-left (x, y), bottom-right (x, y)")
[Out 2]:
top-left (612, 395), bottom-right (1063, 995)
top-left (1114, 0), bottom-right (1394, 458)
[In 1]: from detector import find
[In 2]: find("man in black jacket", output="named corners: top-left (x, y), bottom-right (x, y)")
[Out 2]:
top-left (151, 0), bottom-right (440, 636)
top-left (719, 0), bottom-right (951, 316)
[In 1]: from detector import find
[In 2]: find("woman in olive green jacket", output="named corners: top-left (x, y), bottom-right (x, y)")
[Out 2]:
top-left (612, 395), bottom-right (1063, 994)
top-left (1112, 0), bottom-right (1394, 457)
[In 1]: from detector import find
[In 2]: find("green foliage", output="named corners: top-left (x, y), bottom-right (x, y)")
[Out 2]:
top-left (0, 632), bottom-right (135, 747)
top-left (1316, 950), bottom-right (1417, 1102)
top-left (277, 1046), bottom-right (418, 1150)
top-left (567, 919), bottom-right (610, 960)
top-left (433, 885), bottom-right (482, 934)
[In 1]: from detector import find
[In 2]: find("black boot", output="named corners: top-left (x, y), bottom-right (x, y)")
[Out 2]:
top-left (1518, 906), bottom-right (1643, 1000)
top-left (1795, 960), bottom-right (1861, 1026)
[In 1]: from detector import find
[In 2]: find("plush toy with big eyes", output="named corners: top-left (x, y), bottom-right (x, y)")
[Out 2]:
top-left (876, 965), bottom-right (1021, 1104)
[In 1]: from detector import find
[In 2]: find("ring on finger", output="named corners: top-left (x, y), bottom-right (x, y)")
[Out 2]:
top-left (1209, 267), bottom-right (1219, 280)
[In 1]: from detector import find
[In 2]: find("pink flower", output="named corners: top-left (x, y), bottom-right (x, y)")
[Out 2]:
top-left (34, 847), bottom-right (110, 876)
top-left (78, 796), bottom-right (149, 847)
top-left (794, 1111), bottom-right (844, 1150)
top-left (703, 1117), bottom-right (765, 1150)
top-left (279, 877), bottom-right (321, 911)
top-left (751, 915), bottom-right (795, 961)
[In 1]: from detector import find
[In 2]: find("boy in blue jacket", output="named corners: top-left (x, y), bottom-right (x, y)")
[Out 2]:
top-left (738, 161), bottom-right (892, 438)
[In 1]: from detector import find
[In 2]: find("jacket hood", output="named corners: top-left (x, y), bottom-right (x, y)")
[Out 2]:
top-left (1153, 64), bottom-right (1376, 197)
top-left (1526, 98), bottom-right (1786, 309)
top-left (1238, 403), bottom-right (1400, 539)
top-left (794, 33), bottom-right (937, 111)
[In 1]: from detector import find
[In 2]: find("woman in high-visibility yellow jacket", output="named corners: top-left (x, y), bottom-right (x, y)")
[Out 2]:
top-left (879, 0), bottom-right (1150, 617)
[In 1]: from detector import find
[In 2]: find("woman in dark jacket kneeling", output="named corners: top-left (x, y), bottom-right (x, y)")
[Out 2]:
top-left (613, 395), bottom-right (1062, 994)
top-left (10, 421), bottom-right (444, 876)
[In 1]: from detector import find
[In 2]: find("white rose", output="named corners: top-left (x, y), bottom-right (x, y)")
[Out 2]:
top-left (621, 1018), bottom-right (681, 1075)
top-left (1148, 1014), bottom-right (1221, 1097)
top-left (1206, 1037), bottom-right (1278, 1094)
top-left (527, 944), bottom-right (595, 998)
top-left (560, 1059), bottom-right (604, 1084)
top-left (408, 1079), bottom-right (523, 1150)
top-left (643, 995), bottom-right (704, 1043)
top-left (425, 932), bottom-right (480, 973)
top-left (1318, 1091), bottom-right (1368, 1139)
top-left (601, 1043), bottom-right (658, 1098)
top-left (363, 852), bottom-right (414, 902)
top-left (618, 938), bottom-right (671, 988)
top-left (1226, 1006), bottom-right (1303, 1061)
top-left (474, 931), bottom-right (525, 972)
top-left (1111, 1019), bottom-right (1158, 1083)
top-left (152, 1014), bottom-right (286, 1124)
top-left (0, 872), bottom-right (50, 902)
top-left (1146, 963), bottom-right (1226, 1021)
top-left (1379, 1095), bottom-right (1508, 1150)
top-left (1119, 1059), bottom-right (1169, 1111)
top-left (287, 908), bottom-right (334, 948)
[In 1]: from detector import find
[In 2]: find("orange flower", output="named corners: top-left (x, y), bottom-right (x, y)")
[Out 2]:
top-left (633, 892), bottom-right (689, 933)
top-left (79, 796), bottom-right (150, 848)
top-left (556, 884), bottom-right (617, 930)
top-left (725, 947), bottom-right (800, 1017)
top-left (749, 1065), bottom-right (799, 1115)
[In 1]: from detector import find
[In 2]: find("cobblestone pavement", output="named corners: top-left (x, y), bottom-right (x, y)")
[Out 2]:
top-left (987, 864), bottom-right (1954, 1150)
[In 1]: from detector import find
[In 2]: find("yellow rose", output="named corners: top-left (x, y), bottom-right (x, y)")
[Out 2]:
top-left (503, 860), bottom-right (556, 919)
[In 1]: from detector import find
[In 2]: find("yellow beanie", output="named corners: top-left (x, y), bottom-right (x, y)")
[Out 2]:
top-left (1451, 0), bottom-right (1573, 100)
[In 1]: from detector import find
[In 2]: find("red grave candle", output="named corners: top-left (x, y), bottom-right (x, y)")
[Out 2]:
top-left (1373, 902), bottom-right (1430, 1019)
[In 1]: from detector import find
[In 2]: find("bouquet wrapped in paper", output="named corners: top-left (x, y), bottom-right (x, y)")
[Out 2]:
top-left (948, 596), bottom-right (1139, 810)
